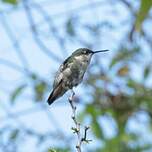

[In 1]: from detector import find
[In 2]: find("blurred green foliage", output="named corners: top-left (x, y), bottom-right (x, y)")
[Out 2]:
top-left (48, 148), bottom-right (70, 152)
top-left (10, 84), bottom-right (27, 103)
top-left (2, 0), bottom-right (18, 5)
top-left (135, 0), bottom-right (152, 32)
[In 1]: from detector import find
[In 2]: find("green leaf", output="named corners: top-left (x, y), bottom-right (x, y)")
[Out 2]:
top-left (135, 0), bottom-right (152, 32)
top-left (10, 129), bottom-right (19, 140)
top-left (10, 84), bottom-right (26, 103)
top-left (48, 149), bottom-right (56, 152)
top-left (143, 64), bottom-right (151, 79)
top-left (78, 111), bottom-right (86, 122)
top-left (109, 47), bottom-right (139, 68)
top-left (86, 104), bottom-right (101, 116)
top-left (2, 0), bottom-right (18, 5)
top-left (47, 148), bottom-right (70, 152)
top-left (117, 65), bottom-right (129, 76)
top-left (30, 73), bottom-right (38, 81)
top-left (127, 79), bottom-right (136, 88)
top-left (66, 17), bottom-right (76, 37)
top-left (34, 81), bottom-right (47, 101)
top-left (92, 119), bottom-right (103, 139)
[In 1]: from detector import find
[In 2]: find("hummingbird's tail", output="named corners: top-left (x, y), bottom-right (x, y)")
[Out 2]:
top-left (47, 80), bottom-right (67, 105)
top-left (47, 90), bottom-right (57, 105)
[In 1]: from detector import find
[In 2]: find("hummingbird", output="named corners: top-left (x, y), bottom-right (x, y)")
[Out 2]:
top-left (47, 48), bottom-right (109, 105)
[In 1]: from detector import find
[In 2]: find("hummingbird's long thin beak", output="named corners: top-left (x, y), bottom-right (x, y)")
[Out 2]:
top-left (93, 50), bottom-right (109, 54)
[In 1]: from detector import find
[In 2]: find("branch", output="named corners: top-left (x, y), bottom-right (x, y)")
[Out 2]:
top-left (32, 2), bottom-right (68, 56)
top-left (68, 91), bottom-right (91, 152)
top-left (22, 0), bottom-right (61, 62)
top-left (0, 58), bottom-right (26, 73)
top-left (0, 13), bottom-right (30, 70)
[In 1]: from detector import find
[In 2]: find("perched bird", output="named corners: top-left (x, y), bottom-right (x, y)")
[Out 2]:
top-left (47, 48), bottom-right (109, 105)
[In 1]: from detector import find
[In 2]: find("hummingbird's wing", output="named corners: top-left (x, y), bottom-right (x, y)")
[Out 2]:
top-left (47, 57), bottom-right (73, 105)
top-left (53, 56), bottom-right (72, 88)
top-left (53, 64), bottom-right (64, 88)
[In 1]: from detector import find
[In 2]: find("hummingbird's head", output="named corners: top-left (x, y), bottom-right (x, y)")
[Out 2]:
top-left (72, 48), bottom-right (109, 57)
top-left (72, 48), bottom-right (94, 56)
top-left (72, 48), bottom-right (109, 63)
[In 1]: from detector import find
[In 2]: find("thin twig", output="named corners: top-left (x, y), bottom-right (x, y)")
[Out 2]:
top-left (68, 91), bottom-right (91, 152)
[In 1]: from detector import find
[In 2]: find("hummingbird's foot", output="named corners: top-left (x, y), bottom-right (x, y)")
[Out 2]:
top-left (71, 89), bottom-right (75, 97)
top-left (68, 89), bottom-right (76, 110)
top-left (68, 89), bottom-right (75, 101)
